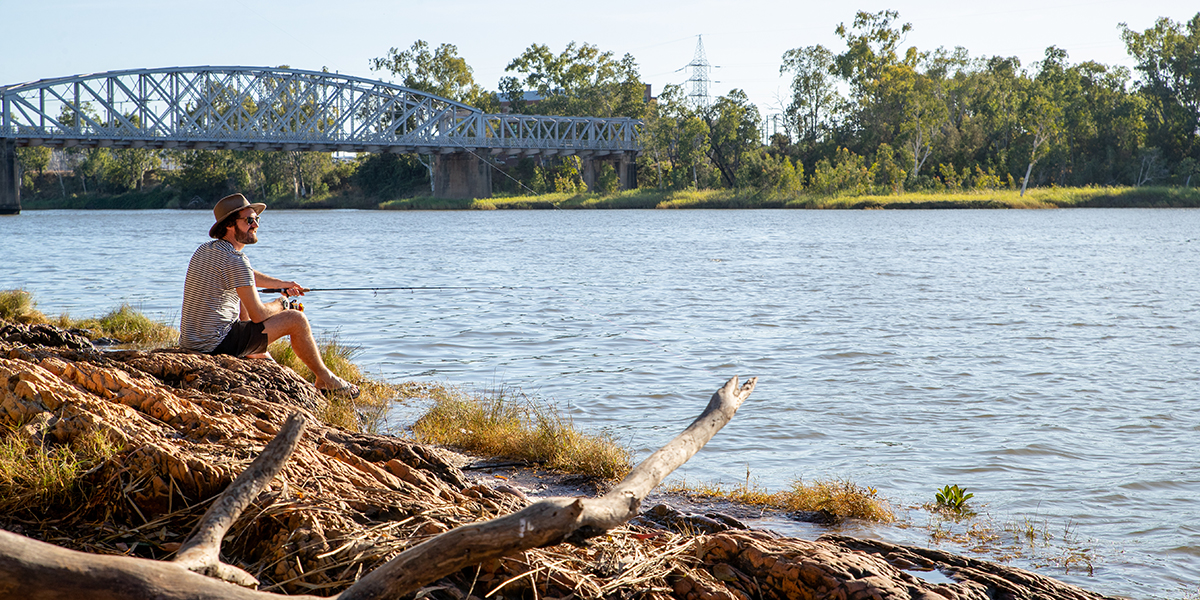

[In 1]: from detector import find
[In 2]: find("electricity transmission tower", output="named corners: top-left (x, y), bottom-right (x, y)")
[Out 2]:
top-left (684, 35), bottom-right (713, 109)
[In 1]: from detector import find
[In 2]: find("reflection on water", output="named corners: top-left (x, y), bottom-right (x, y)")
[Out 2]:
top-left (4, 208), bottom-right (1199, 599)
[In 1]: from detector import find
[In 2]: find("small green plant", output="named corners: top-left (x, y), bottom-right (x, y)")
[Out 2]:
top-left (935, 484), bottom-right (974, 512)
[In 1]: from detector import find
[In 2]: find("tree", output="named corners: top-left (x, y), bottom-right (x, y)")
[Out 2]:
top-left (641, 84), bottom-right (710, 189)
top-left (16, 146), bottom-right (51, 179)
top-left (370, 40), bottom-right (495, 110)
top-left (501, 42), bottom-right (646, 118)
top-left (884, 61), bottom-right (948, 182)
top-left (108, 116), bottom-right (162, 191)
top-left (780, 44), bottom-right (843, 147)
top-left (705, 90), bottom-right (762, 188)
top-left (1018, 53), bottom-right (1066, 195)
top-left (1120, 14), bottom-right (1200, 165)
top-left (832, 10), bottom-right (914, 152)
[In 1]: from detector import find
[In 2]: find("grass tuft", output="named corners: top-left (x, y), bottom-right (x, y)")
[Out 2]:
top-left (268, 336), bottom-right (395, 433)
top-left (0, 289), bottom-right (48, 324)
top-left (0, 290), bottom-right (178, 349)
top-left (409, 383), bottom-right (632, 480)
top-left (667, 471), bottom-right (894, 522)
top-left (0, 426), bottom-right (119, 515)
top-left (72, 303), bottom-right (179, 347)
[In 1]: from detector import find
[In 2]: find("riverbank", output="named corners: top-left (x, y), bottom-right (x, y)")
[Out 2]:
top-left (15, 185), bottom-right (1200, 211)
top-left (0, 317), bottom-right (1122, 599)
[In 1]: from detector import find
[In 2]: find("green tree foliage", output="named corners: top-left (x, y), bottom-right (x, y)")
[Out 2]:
top-left (17, 146), bottom-right (53, 193)
top-left (171, 150), bottom-right (252, 203)
top-left (370, 40), bottom-right (496, 111)
top-left (595, 163), bottom-right (620, 195)
top-left (810, 147), bottom-right (872, 195)
top-left (705, 90), bottom-right (762, 188)
top-left (736, 149), bottom-right (802, 193)
top-left (1121, 15), bottom-right (1200, 166)
top-left (501, 42), bottom-right (646, 118)
top-left (780, 44), bottom-right (844, 148)
top-left (352, 153), bottom-right (428, 199)
top-left (871, 143), bottom-right (906, 193)
top-left (641, 85), bottom-right (710, 189)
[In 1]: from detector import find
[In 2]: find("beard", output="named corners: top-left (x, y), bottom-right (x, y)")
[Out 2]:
top-left (235, 227), bottom-right (258, 245)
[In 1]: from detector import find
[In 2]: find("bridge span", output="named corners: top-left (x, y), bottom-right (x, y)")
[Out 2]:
top-left (1, 66), bottom-right (642, 213)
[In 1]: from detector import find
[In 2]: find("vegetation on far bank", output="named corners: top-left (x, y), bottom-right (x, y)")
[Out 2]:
top-left (377, 185), bottom-right (1200, 210)
top-left (12, 11), bottom-right (1200, 216)
top-left (17, 183), bottom-right (1200, 212)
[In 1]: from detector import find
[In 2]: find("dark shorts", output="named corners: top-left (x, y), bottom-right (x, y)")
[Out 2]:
top-left (209, 321), bottom-right (269, 358)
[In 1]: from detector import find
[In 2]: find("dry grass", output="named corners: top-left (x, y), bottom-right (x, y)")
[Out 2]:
top-left (71, 303), bottom-right (179, 347)
top-left (667, 472), bottom-right (895, 523)
top-left (408, 383), bottom-right (632, 480)
top-left (0, 289), bottom-right (48, 324)
top-left (268, 336), bottom-right (396, 434)
top-left (0, 290), bottom-right (178, 348)
top-left (0, 426), bottom-right (119, 515)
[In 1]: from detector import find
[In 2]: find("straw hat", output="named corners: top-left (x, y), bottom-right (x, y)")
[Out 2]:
top-left (208, 193), bottom-right (266, 239)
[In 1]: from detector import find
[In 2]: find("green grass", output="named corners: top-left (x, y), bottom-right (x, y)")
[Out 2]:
top-left (666, 471), bottom-right (895, 522)
top-left (0, 290), bottom-right (177, 348)
top-left (408, 383), bottom-right (632, 480)
top-left (0, 426), bottom-right (119, 515)
top-left (375, 185), bottom-right (1200, 210)
top-left (71, 304), bottom-right (179, 347)
top-left (0, 289), bottom-right (46, 324)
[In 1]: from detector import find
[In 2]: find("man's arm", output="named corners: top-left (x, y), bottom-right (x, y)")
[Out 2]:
top-left (236, 285), bottom-right (285, 323)
top-left (252, 270), bottom-right (303, 295)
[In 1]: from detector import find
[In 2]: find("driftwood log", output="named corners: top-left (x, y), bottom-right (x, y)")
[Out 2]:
top-left (0, 376), bottom-right (757, 600)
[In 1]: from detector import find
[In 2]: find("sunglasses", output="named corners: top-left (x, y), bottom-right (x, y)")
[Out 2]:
top-left (241, 216), bottom-right (260, 225)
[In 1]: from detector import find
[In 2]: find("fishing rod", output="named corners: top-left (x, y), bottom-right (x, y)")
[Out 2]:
top-left (259, 285), bottom-right (516, 311)
top-left (257, 286), bottom-right (495, 293)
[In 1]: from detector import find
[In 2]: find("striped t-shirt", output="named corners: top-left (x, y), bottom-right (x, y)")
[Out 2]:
top-left (179, 239), bottom-right (255, 352)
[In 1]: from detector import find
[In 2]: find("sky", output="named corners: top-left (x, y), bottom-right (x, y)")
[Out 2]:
top-left (3, 0), bottom-right (1196, 118)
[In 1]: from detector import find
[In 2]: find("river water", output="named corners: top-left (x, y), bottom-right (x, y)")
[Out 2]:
top-left (2, 208), bottom-right (1197, 598)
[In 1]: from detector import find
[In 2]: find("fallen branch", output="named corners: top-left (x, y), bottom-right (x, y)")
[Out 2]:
top-left (172, 411), bottom-right (309, 586)
top-left (0, 411), bottom-right (317, 600)
top-left (338, 375), bottom-right (756, 600)
top-left (0, 377), bottom-right (755, 600)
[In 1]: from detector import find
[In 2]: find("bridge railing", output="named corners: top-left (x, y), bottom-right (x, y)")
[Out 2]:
top-left (1, 67), bottom-right (641, 154)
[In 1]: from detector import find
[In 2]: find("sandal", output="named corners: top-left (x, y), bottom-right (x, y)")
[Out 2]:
top-left (318, 382), bottom-right (360, 400)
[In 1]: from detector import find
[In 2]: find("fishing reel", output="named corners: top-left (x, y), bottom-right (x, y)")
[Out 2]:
top-left (280, 296), bottom-right (304, 311)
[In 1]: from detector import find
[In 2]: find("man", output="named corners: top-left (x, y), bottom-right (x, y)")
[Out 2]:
top-left (180, 193), bottom-right (359, 398)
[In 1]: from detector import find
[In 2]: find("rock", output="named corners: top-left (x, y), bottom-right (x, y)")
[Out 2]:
top-left (0, 322), bottom-right (93, 349)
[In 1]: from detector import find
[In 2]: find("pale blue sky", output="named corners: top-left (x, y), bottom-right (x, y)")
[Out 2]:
top-left (4, 0), bottom-right (1196, 116)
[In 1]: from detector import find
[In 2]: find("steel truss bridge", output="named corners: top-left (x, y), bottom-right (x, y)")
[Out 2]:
top-left (0, 66), bottom-right (641, 155)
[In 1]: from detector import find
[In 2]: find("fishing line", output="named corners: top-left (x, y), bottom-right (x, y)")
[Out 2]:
top-left (448, 141), bottom-right (553, 207)
top-left (265, 283), bottom-right (716, 374)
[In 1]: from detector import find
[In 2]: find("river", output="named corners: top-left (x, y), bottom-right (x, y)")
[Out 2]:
top-left (2, 207), bottom-right (1197, 599)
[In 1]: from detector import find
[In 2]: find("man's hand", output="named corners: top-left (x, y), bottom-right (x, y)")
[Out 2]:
top-left (280, 282), bottom-right (305, 297)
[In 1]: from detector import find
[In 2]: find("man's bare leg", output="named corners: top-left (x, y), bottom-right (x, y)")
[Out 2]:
top-left (261, 310), bottom-right (353, 391)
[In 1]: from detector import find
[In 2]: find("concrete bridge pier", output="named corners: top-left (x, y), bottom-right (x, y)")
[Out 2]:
top-left (0, 140), bottom-right (20, 215)
top-left (433, 152), bottom-right (492, 199)
top-left (581, 153), bottom-right (637, 193)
